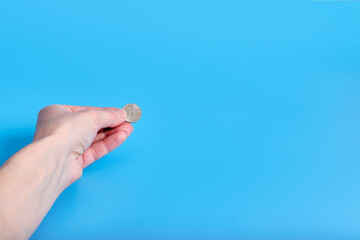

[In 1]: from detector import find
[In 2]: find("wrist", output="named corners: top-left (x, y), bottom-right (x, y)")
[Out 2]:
top-left (33, 134), bottom-right (74, 190)
top-left (2, 133), bottom-right (71, 195)
top-left (0, 134), bottom-right (71, 239)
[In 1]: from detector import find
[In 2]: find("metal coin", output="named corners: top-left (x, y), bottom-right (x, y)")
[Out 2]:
top-left (122, 103), bottom-right (142, 123)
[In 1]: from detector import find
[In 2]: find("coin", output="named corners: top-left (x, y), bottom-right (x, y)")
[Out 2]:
top-left (122, 103), bottom-right (142, 123)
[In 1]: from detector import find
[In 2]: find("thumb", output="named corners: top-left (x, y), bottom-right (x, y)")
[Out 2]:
top-left (83, 108), bottom-right (127, 130)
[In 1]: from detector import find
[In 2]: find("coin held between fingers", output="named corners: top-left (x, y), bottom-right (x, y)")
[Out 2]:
top-left (122, 103), bottom-right (142, 123)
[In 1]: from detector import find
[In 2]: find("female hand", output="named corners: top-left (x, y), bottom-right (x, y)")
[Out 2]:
top-left (0, 104), bottom-right (133, 240)
top-left (34, 104), bottom-right (133, 187)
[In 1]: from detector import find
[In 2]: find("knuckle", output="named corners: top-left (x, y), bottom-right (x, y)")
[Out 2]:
top-left (38, 106), bottom-right (49, 116)
top-left (116, 131), bottom-right (126, 142)
top-left (38, 104), bottom-right (61, 117)
top-left (84, 109), bottom-right (97, 118)
top-left (37, 106), bottom-right (51, 120)
top-left (110, 110), bottom-right (120, 120)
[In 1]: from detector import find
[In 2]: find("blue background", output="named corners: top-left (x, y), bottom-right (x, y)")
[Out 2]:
top-left (1, 0), bottom-right (360, 239)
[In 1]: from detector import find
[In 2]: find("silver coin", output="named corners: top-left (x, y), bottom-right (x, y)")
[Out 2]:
top-left (122, 103), bottom-right (142, 123)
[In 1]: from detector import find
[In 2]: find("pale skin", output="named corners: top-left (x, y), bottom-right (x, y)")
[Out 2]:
top-left (0, 104), bottom-right (133, 239)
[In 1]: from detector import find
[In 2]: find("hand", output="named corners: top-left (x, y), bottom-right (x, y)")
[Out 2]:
top-left (0, 104), bottom-right (133, 240)
top-left (34, 104), bottom-right (133, 187)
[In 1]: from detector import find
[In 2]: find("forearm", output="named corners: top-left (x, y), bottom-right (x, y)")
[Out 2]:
top-left (0, 135), bottom-right (70, 239)
top-left (0, 105), bottom-right (132, 239)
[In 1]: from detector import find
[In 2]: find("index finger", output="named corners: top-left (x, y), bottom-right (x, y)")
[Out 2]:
top-left (63, 105), bottom-right (120, 112)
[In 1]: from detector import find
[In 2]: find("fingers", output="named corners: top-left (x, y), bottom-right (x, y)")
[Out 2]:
top-left (63, 105), bottom-right (127, 129)
top-left (80, 122), bottom-right (134, 168)
top-left (63, 105), bottom-right (119, 112)
top-left (93, 123), bottom-right (133, 143)
top-left (89, 108), bottom-right (127, 129)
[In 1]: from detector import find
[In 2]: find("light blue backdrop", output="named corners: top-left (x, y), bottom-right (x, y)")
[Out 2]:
top-left (1, 1), bottom-right (360, 239)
